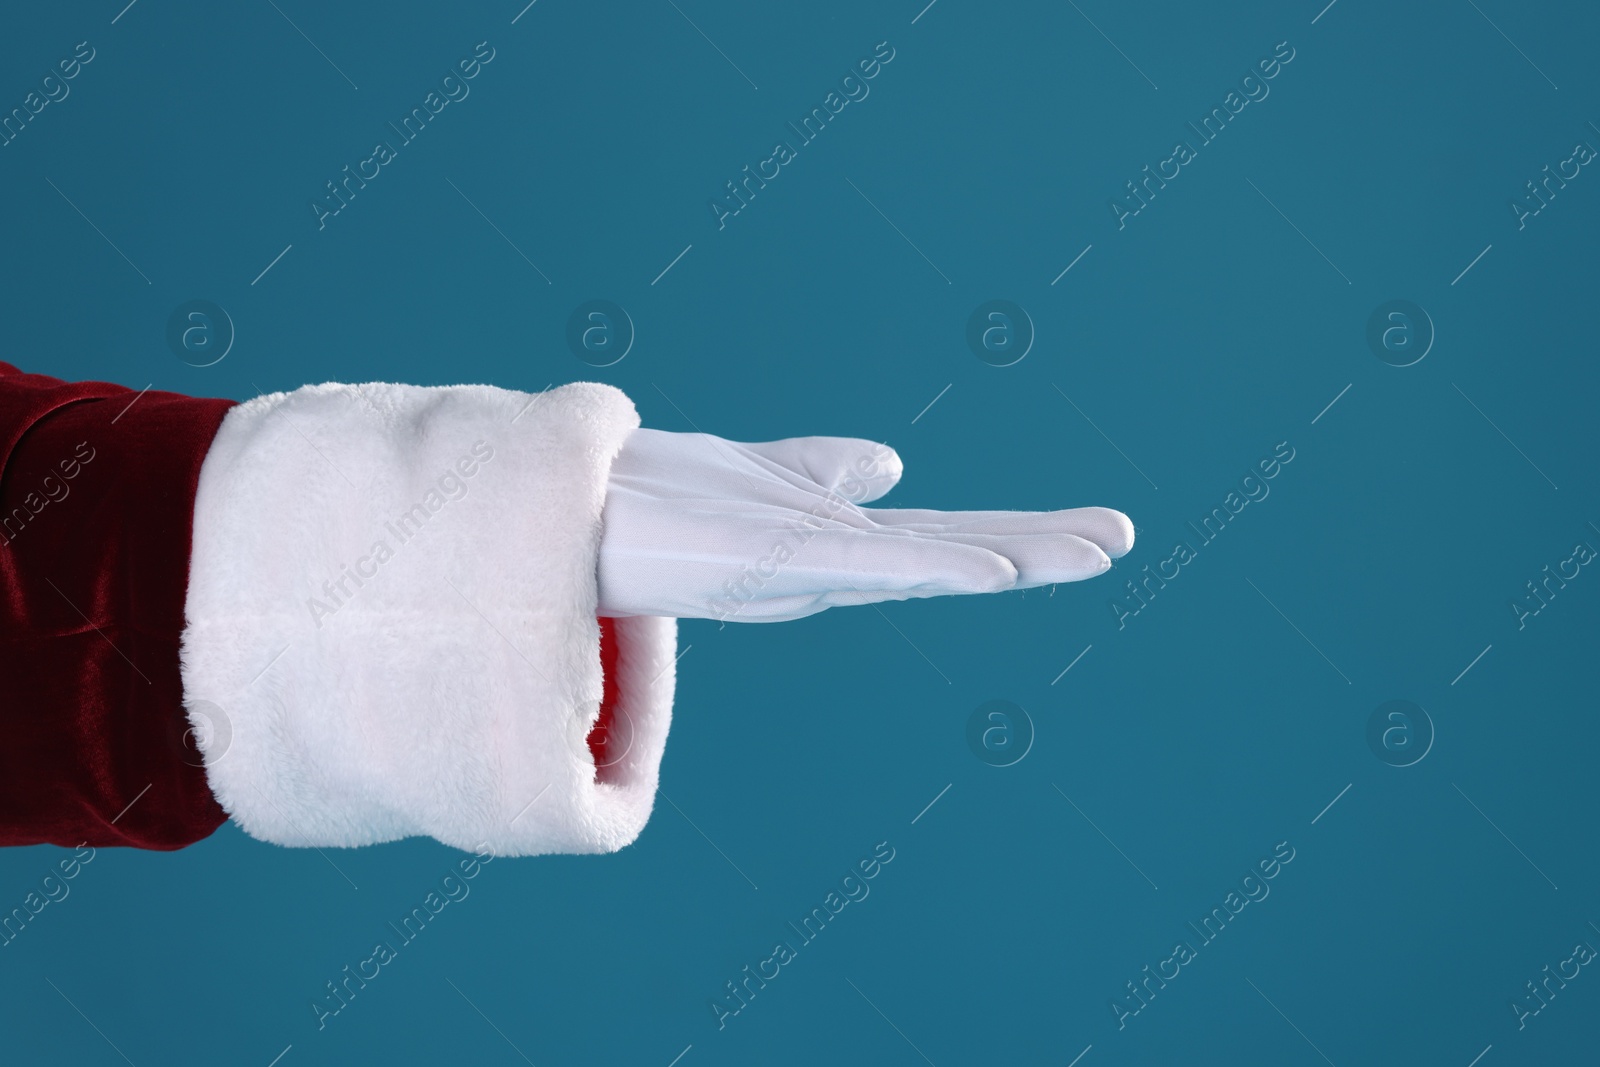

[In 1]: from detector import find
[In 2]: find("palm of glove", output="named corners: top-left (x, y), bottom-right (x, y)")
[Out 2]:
top-left (597, 428), bottom-right (1134, 623)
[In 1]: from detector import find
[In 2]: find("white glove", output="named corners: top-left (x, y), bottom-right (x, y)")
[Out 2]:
top-left (597, 428), bottom-right (1134, 622)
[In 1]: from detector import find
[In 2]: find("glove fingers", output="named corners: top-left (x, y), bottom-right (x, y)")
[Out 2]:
top-left (778, 526), bottom-right (1017, 597)
top-left (863, 505), bottom-right (1135, 558)
top-left (738, 437), bottom-right (904, 503)
top-left (928, 531), bottom-right (1112, 587)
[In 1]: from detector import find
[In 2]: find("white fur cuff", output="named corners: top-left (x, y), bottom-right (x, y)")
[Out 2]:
top-left (180, 381), bottom-right (676, 856)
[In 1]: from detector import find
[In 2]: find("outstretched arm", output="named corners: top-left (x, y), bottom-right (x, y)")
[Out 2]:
top-left (1, 369), bottom-right (1131, 855)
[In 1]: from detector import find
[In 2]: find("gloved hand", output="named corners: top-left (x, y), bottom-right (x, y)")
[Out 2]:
top-left (597, 428), bottom-right (1134, 622)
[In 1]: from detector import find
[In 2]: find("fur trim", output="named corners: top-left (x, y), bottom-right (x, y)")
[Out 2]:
top-left (179, 381), bottom-right (676, 856)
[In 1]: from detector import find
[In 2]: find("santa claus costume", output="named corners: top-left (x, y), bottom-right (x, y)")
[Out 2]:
top-left (1, 362), bottom-right (1133, 857)
top-left (0, 362), bottom-right (672, 856)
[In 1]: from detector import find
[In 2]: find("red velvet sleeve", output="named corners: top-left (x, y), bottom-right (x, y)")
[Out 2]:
top-left (1, 363), bottom-right (624, 850)
top-left (0, 362), bottom-right (235, 849)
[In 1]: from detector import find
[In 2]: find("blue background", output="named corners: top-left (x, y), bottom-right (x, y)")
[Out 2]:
top-left (2, 1), bottom-right (1598, 1064)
